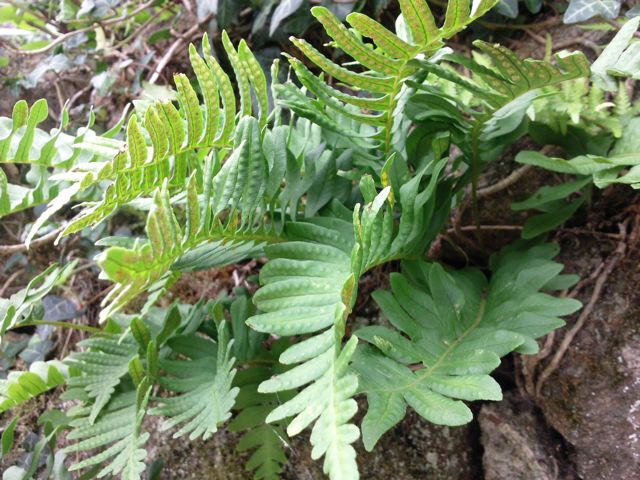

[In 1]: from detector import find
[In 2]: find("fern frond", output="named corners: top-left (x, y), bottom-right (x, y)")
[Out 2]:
top-left (150, 320), bottom-right (239, 440)
top-left (245, 168), bottom-right (448, 479)
top-left (351, 242), bottom-right (582, 450)
top-left (246, 216), bottom-right (361, 480)
top-left (31, 34), bottom-right (269, 240)
top-left (230, 338), bottom-right (293, 480)
top-left (0, 361), bottom-right (73, 413)
top-left (64, 383), bottom-right (151, 479)
top-left (95, 115), bottom-right (285, 321)
top-left (405, 41), bottom-right (590, 166)
top-left (0, 262), bottom-right (76, 335)
top-left (64, 332), bottom-right (139, 423)
top-left (280, 0), bottom-right (499, 156)
top-left (0, 99), bottom-right (103, 218)
top-left (422, 42), bottom-right (589, 109)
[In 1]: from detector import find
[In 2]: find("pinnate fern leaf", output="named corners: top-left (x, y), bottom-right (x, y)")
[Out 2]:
top-left (34, 34), bottom-right (269, 240)
top-left (281, 0), bottom-right (499, 154)
top-left (416, 41), bottom-right (590, 110)
top-left (64, 383), bottom-right (151, 479)
top-left (229, 339), bottom-right (293, 480)
top-left (64, 333), bottom-right (138, 423)
top-left (150, 321), bottom-right (239, 440)
top-left (352, 242), bottom-right (582, 450)
top-left (247, 216), bottom-right (360, 479)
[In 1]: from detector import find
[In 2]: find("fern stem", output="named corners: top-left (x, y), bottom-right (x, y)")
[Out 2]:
top-left (17, 320), bottom-right (102, 333)
top-left (469, 117), bottom-right (486, 247)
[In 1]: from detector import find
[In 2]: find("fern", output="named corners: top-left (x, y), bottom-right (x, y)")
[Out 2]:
top-left (27, 33), bottom-right (269, 242)
top-left (281, 0), bottom-right (500, 157)
top-left (64, 383), bottom-right (151, 479)
top-left (150, 321), bottom-right (238, 440)
top-left (0, 2), bottom-right (611, 479)
top-left (0, 262), bottom-right (76, 335)
top-left (351, 242), bottom-right (582, 450)
top-left (64, 332), bottom-right (139, 423)
top-left (0, 361), bottom-right (73, 413)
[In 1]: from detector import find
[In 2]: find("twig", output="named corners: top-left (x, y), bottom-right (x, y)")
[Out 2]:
top-left (447, 224), bottom-right (523, 233)
top-left (0, 268), bottom-right (25, 297)
top-left (0, 224), bottom-right (67, 255)
top-left (13, 0), bottom-right (156, 55)
top-left (477, 165), bottom-right (533, 198)
top-left (147, 19), bottom-right (208, 84)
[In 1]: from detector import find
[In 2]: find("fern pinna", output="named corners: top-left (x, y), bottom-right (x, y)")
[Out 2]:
top-left (0, 1), bottom-right (598, 479)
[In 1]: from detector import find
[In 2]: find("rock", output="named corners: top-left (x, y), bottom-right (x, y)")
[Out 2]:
top-left (353, 410), bottom-right (480, 480)
top-left (480, 393), bottom-right (571, 480)
top-left (538, 243), bottom-right (640, 480)
top-left (147, 409), bottom-right (480, 479)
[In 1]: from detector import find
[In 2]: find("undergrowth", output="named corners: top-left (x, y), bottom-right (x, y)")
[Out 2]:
top-left (1, 2), bottom-right (639, 479)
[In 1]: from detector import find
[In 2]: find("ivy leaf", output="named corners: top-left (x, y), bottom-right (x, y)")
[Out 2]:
top-left (270, 0), bottom-right (304, 36)
top-left (564, 0), bottom-right (621, 24)
top-left (591, 17), bottom-right (640, 90)
top-left (495, 0), bottom-right (519, 18)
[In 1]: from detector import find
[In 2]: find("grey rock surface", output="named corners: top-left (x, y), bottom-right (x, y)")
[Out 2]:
top-left (538, 246), bottom-right (640, 480)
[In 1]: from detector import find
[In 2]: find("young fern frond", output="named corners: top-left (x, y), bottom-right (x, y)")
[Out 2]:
top-left (351, 242), bottom-right (582, 450)
top-left (280, 0), bottom-right (499, 157)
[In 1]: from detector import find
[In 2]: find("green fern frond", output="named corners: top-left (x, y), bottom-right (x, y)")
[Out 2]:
top-left (95, 115), bottom-right (285, 321)
top-left (419, 42), bottom-right (590, 109)
top-left (0, 361), bottom-right (73, 413)
top-left (150, 320), bottom-right (238, 440)
top-left (0, 98), bottom-right (119, 224)
top-left (282, 0), bottom-right (499, 155)
top-left (245, 170), bottom-right (447, 479)
top-left (30, 34), bottom-right (269, 241)
top-left (406, 41), bottom-right (590, 166)
top-left (230, 339), bottom-right (293, 480)
top-left (64, 332), bottom-right (138, 423)
top-left (246, 216), bottom-right (361, 480)
top-left (64, 382), bottom-right (151, 479)
top-left (351, 242), bottom-right (582, 450)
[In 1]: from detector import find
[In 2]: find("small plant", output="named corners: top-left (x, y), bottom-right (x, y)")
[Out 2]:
top-left (2, 1), bottom-right (638, 478)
